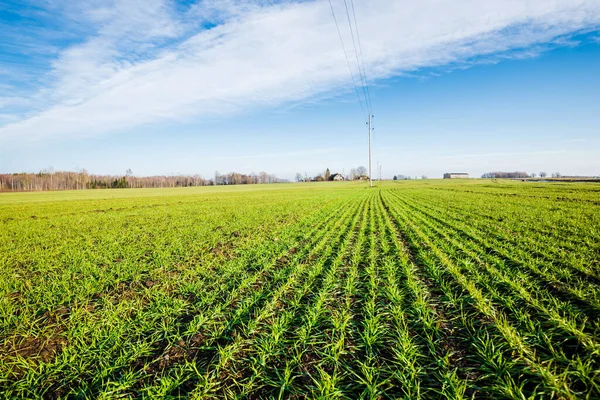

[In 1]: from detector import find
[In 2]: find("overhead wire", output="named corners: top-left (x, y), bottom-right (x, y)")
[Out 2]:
top-left (342, 0), bottom-right (371, 115)
top-left (327, 0), bottom-right (368, 121)
top-left (348, 0), bottom-right (372, 114)
top-left (327, 0), bottom-right (376, 185)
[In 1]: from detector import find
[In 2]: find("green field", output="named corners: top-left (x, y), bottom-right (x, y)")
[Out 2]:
top-left (1, 181), bottom-right (599, 399)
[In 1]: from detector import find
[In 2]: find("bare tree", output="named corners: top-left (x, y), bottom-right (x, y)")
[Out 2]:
top-left (0, 169), bottom-right (293, 192)
top-left (356, 166), bottom-right (367, 178)
top-left (540, 171), bottom-right (547, 178)
top-left (481, 171), bottom-right (529, 179)
top-left (349, 168), bottom-right (357, 180)
top-left (259, 171), bottom-right (268, 184)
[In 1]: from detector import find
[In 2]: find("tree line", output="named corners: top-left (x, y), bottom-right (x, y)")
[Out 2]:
top-left (213, 171), bottom-right (286, 185)
top-left (0, 169), bottom-right (286, 192)
top-left (480, 171), bottom-right (564, 179)
top-left (393, 175), bottom-right (428, 180)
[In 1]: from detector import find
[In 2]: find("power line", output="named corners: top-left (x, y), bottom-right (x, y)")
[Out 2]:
top-left (343, 0), bottom-right (375, 188)
top-left (327, 0), bottom-right (367, 121)
top-left (327, 0), bottom-right (375, 189)
top-left (348, 0), bottom-right (372, 113)
top-left (342, 0), bottom-right (371, 115)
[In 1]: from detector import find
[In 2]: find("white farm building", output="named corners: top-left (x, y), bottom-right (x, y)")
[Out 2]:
top-left (443, 173), bottom-right (469, 179)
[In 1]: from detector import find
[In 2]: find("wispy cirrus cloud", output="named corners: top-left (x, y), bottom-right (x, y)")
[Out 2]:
top-left (1, 0), bottom-right (600, 145)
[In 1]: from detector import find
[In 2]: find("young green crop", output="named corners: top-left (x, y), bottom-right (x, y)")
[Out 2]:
top-left (1, 181), bottom-right (598, 398)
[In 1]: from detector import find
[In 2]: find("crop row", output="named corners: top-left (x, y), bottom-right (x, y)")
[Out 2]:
top-left (381, 188), bottom-right (599, 399)
top-left (1, 182), bottom-right (598, 398)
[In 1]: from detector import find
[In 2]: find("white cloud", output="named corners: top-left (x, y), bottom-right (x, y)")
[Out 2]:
top-left (1, 0), bottom-right (600, 145)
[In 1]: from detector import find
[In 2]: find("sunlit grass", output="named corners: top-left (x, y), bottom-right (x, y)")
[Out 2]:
top-left (1, 180), bottom-right (598, 398)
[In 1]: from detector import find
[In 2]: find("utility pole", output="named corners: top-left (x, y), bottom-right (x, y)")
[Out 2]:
top-left (368, 114), bottom-right (373, 188)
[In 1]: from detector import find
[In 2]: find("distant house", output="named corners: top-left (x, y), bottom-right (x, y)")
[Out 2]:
top-left (443, 173), bottom-right (469, 179)
top-left (330, 173), bottom-right (344, 181)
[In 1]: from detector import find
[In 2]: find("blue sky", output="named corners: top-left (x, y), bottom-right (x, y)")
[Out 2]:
top-left (1, 0), bottom-right (599, 179)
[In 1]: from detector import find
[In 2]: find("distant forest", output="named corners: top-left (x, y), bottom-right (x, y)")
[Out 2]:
top-left (0, 170), bottom-right (287, 192)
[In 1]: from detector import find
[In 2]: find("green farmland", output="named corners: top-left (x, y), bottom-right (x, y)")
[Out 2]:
top-left (1, 181), bottom-right (599, 399)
